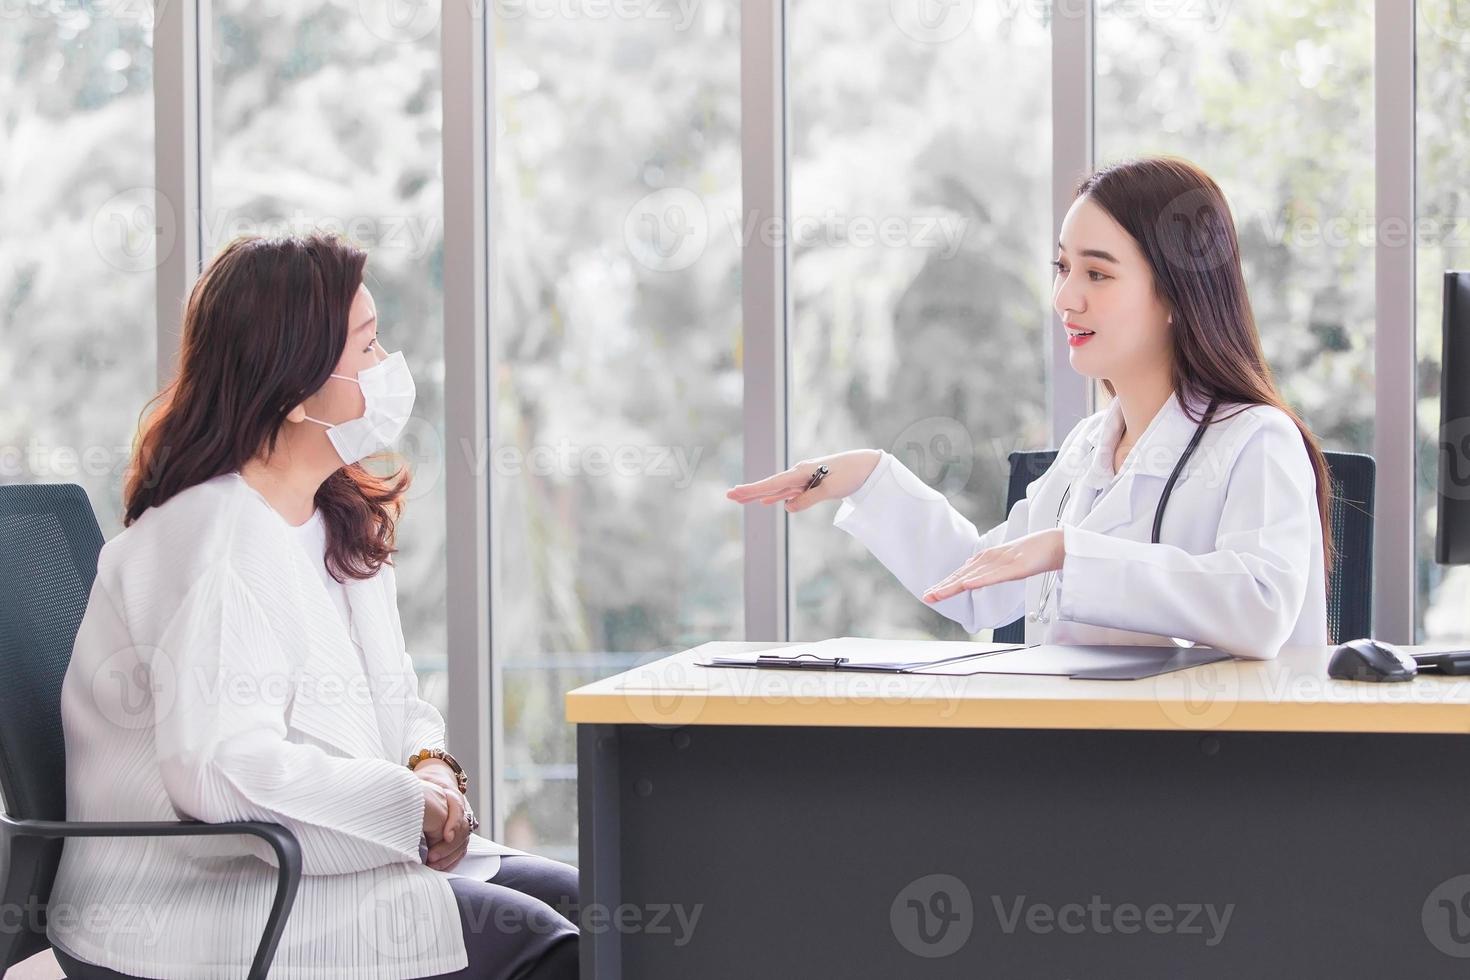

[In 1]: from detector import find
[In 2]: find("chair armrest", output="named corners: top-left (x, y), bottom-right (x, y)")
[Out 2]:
top-left (1, 813), bottom-right (301, 980)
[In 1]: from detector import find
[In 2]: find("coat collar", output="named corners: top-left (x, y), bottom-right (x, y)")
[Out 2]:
top-left (1057, 389), bottom-right (1219, 536)
top-left (230, 474), bottom-right (404, 763)
top-left (1075, 388), bottom-right (1217, 480)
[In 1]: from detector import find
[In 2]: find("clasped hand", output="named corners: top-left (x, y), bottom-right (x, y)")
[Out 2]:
top-left (417, 768), bottom-right (471, 871)
top-left (921, 528), bottom-right (1065, 604)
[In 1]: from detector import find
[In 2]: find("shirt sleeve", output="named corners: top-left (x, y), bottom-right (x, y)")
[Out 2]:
top-left (1054, 411), bottom-right (1316, 660)
top-left (152, 562), bottom-right (427, 875)
top-left (832, 450), bottom-right (1031, 633)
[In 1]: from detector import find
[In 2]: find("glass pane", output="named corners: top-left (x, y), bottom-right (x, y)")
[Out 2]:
top-left (1096, 1), bottom-right (1376, 458)
top-left (787, 1), bottom-right (1052, 640)
top-left (1, 5), bottom-right (156, 533)
top-left (211, 2), bottom-right (450, 714)
top-left (493, 5), bottom-right (743, 859)
top-left (1415, 1), bottom-right (1470, 643)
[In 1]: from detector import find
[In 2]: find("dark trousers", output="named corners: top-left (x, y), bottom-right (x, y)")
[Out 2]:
top-left (52, 855), bottom-right (580, 980)
top-left (423, 854), bottom-right (580, 980)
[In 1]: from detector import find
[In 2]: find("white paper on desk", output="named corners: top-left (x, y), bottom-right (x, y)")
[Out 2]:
top-left (770, 636), bottom-right (1015, 669)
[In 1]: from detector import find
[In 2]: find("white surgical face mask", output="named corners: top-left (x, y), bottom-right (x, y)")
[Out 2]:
top-left (301, 348), bottom-right (417, 465)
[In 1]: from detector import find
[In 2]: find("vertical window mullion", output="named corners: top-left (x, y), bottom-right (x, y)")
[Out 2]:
top-left (1052, 0), bottom-right (1095, 443)
top-left (1376, 0), bottom-right (1416, 642)
top-left (741, 0), bottom-right (790, 641)
top-left (442, 0), bottom-right (496, 830)
top-left (153, 0), bottom-right (208, 388)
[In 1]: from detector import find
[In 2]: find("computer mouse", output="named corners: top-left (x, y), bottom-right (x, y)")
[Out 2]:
top-left (1327, 638), bottom-right (1418, 682)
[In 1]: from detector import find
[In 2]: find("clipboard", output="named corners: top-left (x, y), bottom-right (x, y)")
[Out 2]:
top-left (697, 638), bottom-right (1230, 680)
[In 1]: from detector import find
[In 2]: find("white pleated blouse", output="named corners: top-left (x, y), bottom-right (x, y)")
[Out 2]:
top-left (46, 471), bottom-right (517, 979)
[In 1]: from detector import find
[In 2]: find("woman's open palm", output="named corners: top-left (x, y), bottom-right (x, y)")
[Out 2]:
top-left (726, 450), bottom-right (882, 513)
top-left (922, 528), bottom-right (1065, 604)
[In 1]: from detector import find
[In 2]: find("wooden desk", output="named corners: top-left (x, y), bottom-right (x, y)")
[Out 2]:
top-left (568, 641), bottom-right (1470, 978)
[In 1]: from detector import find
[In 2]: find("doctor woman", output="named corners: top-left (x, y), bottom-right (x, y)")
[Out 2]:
top-left (728, 156), bottom-right (1331, 661)
top-left (48, 234), bottom-right (578, 980)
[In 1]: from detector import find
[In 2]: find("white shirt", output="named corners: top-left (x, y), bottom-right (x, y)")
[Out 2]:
top-left (833, 390), bottom-right (1329, 659)
top-left (47, 471), bottom-right (522, 980)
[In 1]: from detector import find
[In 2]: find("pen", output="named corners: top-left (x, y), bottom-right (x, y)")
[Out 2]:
top-left (803, 465), bottom-right (829, 493)
top-left (755, 653), bottom-right (849, 668)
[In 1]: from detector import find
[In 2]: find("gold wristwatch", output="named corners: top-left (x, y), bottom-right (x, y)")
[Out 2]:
top-left (408, 747), bottom-right (468, 795)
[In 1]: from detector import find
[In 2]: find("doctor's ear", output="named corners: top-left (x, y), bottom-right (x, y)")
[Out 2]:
top-left (285, 403), bottom-right (307, 424)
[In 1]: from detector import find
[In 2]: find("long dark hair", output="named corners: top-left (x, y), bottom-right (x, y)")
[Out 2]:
top-left (1076, 156), bottom-right (1335, 581)
top-left (124, 232), bottom-right (411, 582)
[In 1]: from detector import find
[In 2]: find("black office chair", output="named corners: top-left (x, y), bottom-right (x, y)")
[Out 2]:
top-left (0, 483), bottom-right (302, 980)
top-left (992, 450), bottom-right (1375, 647)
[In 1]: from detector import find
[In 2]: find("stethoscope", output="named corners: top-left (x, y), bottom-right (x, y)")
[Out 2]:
top-left (1030, 396), bottom-right (1220, 625)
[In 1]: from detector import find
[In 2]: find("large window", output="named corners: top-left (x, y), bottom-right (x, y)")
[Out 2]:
top-left (491, 1), bottom-right (743, 859)
top-left (211, 0), bottom-right (451, 710)
top-left (1415, 1), bottom-right (1470, 642)
top-left (1, 5), bottom-right (156, 533)
top-left (787, 0), bottom-right (1052, 640)
top-left (13, 0), bottom-right (1470, 875)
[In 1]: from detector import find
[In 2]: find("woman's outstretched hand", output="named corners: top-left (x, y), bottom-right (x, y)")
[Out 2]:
top-left (922, 528), bottom-right (1065, 604)
top-left (725, 450), bottom-right (883, 514)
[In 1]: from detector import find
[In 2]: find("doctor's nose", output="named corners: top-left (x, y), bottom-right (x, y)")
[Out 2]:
top-left (1053, 280), bottom-right (1086, 320)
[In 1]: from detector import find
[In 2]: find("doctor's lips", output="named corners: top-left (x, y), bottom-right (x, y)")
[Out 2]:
top-left (1065, 321), bottom-right (1096, 347)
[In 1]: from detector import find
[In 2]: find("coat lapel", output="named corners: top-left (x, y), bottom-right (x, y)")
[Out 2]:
top-left (341, 571), bottom-right (409, 763)
top-left (283, 546), bottom-right (393, 763)
top-left (1067, 390), bottom-right (1213, 538)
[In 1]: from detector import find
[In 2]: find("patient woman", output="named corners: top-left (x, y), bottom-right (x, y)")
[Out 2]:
top-left (47, 233), bottom-right (578, 979)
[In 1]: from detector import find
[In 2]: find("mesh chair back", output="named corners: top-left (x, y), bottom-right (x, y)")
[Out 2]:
top-left (0, 483), bottom-right (105, 969)
top-left (1323, 452), bottom-right (1375, 643)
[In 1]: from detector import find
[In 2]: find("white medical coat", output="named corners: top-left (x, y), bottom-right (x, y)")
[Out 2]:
top-left (833, 390), bottom-right (1328, 660)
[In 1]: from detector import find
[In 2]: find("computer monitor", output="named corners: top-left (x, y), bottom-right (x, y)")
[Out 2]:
top-left (1436, 270), bottom-right (1470, 565)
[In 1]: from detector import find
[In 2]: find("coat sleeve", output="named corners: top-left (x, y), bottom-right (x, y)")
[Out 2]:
top-left (380, 560), bottom-right (448, 761)
top-left (153, 561), bottom-right (428, 875)
top-left (1054, 410), bottom-right (1316, 660)
top-left (831, 450), bottom-right (1032, 634)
